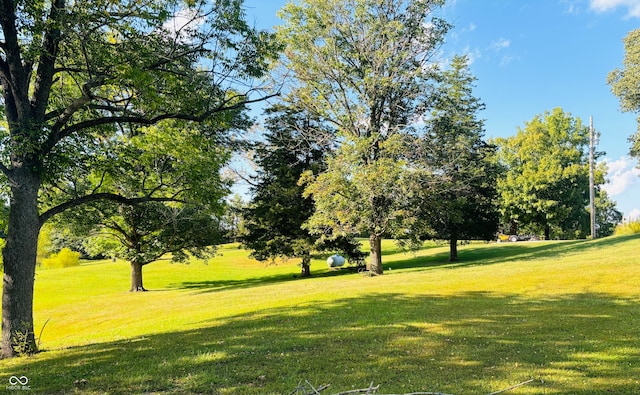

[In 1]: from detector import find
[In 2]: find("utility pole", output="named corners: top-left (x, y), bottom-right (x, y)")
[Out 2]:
top-left (589, 116), bottom-right (597, 239)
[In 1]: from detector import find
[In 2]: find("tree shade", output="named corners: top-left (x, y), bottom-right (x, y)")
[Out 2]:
top-left (0, 0), bottom-right (278, 357)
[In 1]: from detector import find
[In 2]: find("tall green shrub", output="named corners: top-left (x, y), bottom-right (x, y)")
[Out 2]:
top-left (41, 248), bottom-right (81, 269)
top-left (614, 220), bottom-right (640, 235)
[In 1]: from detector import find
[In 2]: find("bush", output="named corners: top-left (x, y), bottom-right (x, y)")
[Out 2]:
top-left (41, 248), bottom-right (81, 269)
top-left (614, 220), bottom-right (640, 236)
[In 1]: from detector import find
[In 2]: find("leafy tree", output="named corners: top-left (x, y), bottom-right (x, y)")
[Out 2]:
top-left (608, 29), bottom-right (640, 157)
top-left (495, 108), bottom-right (608, 240)
top-left (609, 29), bottom-right (640, 229)
top-left (0, 0), bottom-right (277, 356)
top-left (278, 0), bottom-right (450, 274)
top-left (242, 105), bottom-right (361, 277)
top-left (418, 55), bottom-right (500, 261)
top-left (595, 189), bottom-right (623, 238)
top-left (55, 122), bottom-right (226, 291)
top-left (221, 194), bottom-right (249, 243)
top-left (72, 201), bottom-right (221, 291)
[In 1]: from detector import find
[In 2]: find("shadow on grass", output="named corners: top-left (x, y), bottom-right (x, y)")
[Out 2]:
top-left (3, 292), bottom-right (639, 394)
top-left (172, 234), bottom-right (640, 294)
top-left (176, 271), bottom-right (300, 294)
top-left (387, 233), bottom-right (640, 271)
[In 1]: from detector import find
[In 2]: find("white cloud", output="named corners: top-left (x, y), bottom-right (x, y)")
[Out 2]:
top-left (602, 156), bottom-right (640, 196)
top-left (162, 8), bottom-right (204, 40)
top-left (563, 1), bottom-right (582, 14)
top-left (489, 38), bottom-right (511, 51)
top-left (485, 38), bottom-right (516, 67)
top-left (590, 0), bottom-right (640, 18)
top-left (628, 208), bottom-right (640, 221)
top-left (500, 54), bottom-right (517, 67)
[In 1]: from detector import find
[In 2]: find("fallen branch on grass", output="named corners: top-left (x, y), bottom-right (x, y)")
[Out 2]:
top-left (486, 379), bottom-right (539, 395)
top-left (289, 380), bottom-right (451, 395)
top-left (289, 378), bottom-right (541, 395)
top-left (288, 380), bottom-right (331, 395)
top-left (331, 382), bottom-right (380, 394)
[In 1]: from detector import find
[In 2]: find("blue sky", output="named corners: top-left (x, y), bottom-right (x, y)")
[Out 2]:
top-left (242, 0), bottom-right (640, 220)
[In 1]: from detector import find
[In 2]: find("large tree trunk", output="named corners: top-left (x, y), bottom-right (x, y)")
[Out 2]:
top-left (544, 223), bottom-right (551, 240)
top-left (508, 220), bottom-right (518, 236)
top-left (300, 255), bottom-right (311, 278)
top-left (449, 238), bottom-right (458, 262)
top-left (130, 261), bottom-right (147, 292)
top-left (369, 233), bottom-right (383, 275)
top-left (1, 170), bottom-right (41, 357)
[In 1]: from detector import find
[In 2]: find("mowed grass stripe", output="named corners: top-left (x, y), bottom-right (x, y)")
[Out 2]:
top-left (1, 235), bottom-right (639, 394)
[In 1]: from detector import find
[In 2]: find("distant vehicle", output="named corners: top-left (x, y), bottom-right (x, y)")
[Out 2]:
top-left (497, 234), bottom-right (541, 242)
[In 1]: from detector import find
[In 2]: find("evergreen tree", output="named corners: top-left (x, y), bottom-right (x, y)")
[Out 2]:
top-left (594, 186), bottom-right (623, 238)
top-left (242, 105), bottom-right (361, 277)
top-left (419, 55), bottom-right (500, 261)
top-left (278, 0), bottom-right (450, 274)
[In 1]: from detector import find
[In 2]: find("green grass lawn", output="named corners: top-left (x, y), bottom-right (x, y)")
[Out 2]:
top-left (1, 236), bottom-right (640, 394)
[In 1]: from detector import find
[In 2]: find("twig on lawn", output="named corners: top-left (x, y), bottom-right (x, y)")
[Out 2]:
top-left (332, 382), bottom-right (380, 394)
top-left (485, 378), bottom-right (538, 395)
top-left (288, 380), bottom-right (331, 395)
top-left (290, 377), bottom-right (540, 395)
top-left (329, 382), bottom-right (454, 395)
top-left (371, 392), bottom-right (453, 395)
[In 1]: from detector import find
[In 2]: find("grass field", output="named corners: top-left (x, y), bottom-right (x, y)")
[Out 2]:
top-left (1, 235), bottom-right (640, 394)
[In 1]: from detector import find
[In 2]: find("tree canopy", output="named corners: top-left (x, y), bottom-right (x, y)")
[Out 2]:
top-left (53, 121), bottom-right (227, 291)
top-left (277, 0), bottom-right (450, 274)
top-left (608, 29), bottom-right (640, 160)
top-left (241, 105), bottom-right (331, 277)
top-left (494, 108), bottom-right (612, 240)
top-left (241, 104), bottom-right (363, 277)
top-left (0, 0), bottom-right (278, 357)
top-left (418, 55), bottom-right (499, 261)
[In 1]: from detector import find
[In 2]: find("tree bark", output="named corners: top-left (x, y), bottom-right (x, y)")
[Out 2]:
top-left (369, 233), bottom-right (383, 275)
top-left (300, 255), bottom-right (311, 278)
top-left (130, 261), bottom-right (147, 292)
top-left (449, 238), bottom-right (458, 262)
top-left (1, 169), bottom-right (41, 357)
top-left (544, 223), bottom-right (551, 240)
top-left (508, 220), bottom-right (518, 236)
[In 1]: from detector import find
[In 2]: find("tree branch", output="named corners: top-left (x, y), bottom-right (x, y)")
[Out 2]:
top-left (0, 0), bottom-right (31, 121)
top-left (0, 57), bottom-right (10, 85)
top-left (40, 91), bottom-right (280, 156)
top-left (99, 222), bottom-right (133, 250)
top-left (39, 193), bottom-right (186, 225)
top-left (0, 160), bottom-right (11, 178)
top-left (48, 75), bottom-right (106, 133)
top-left (289, 379), bottom-right (540, 395)
top-left (31, 0), bottom-right (65, 120)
